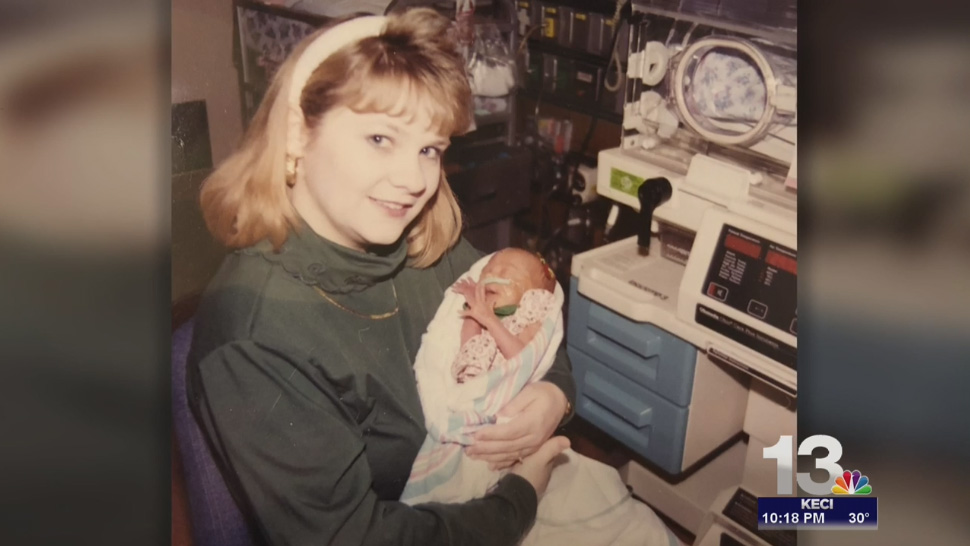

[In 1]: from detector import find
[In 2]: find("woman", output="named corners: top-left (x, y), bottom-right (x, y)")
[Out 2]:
top-left (187, 8), bottom-right (575, 545)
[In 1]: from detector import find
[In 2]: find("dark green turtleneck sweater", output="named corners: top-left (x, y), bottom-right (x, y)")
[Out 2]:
top-left (186, 226), bottom-right (576, 546)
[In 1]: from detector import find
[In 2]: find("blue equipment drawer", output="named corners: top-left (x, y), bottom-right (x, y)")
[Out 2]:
top-left (568, 347), bottom-right (689, 474)
top-left (568, 278), bottom-right (697, 406)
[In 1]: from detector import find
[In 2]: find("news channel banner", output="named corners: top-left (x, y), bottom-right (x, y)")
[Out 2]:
top-left (759, 435), bottom-right (878, 530)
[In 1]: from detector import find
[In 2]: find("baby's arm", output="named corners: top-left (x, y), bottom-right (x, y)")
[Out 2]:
top-left (453, 279), bottom-right (541, 359)
top-left (460, 316), bottom-right (483, 346)
top-left (473, 313), bottom-right (529, 359)
top-left (496, 321), bottom-right (543, 359)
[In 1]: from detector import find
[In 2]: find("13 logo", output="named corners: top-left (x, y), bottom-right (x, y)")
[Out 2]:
top-left (763, 434), bottom-right (872, 496)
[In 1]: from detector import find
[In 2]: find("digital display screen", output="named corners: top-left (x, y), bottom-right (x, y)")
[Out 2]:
top-left (766, 250), bottom-right (797, 275)
top-left (701, 224), bottom-right (798, 366)
top-left (725, 233), bottom-right (762, 259)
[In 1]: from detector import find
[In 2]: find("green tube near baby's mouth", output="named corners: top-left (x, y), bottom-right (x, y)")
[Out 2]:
top-left (461, 302), bottom-right (518, 317)
top-left (492, 304), bottom-right (518, 317)
top-left (461, 276), bottom-right (516, 316)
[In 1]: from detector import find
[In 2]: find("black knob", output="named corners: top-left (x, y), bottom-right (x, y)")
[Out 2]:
top-left (572, 173), bottom-right (586, 192)
top-left (637, 177), bottom-right (673, 250)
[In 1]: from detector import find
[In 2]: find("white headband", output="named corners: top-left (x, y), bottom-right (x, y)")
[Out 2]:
top-left (287, 15), bottom-right (388, 154)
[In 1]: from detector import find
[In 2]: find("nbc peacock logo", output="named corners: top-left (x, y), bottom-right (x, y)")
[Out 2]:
top-left (832, 470), bottom-right (872, 495)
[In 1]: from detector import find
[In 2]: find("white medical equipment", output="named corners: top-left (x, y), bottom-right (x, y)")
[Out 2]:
top-left (565, 2), bottom-right (797, 545)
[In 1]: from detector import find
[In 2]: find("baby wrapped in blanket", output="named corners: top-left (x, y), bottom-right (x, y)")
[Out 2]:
top-left (402, 249), bottom-right (682, 546)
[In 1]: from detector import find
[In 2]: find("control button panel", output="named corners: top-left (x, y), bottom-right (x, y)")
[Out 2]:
top-left (707, 282), bottom-right (729, 302)
top-left (747, 300), bottom-right (768, 319)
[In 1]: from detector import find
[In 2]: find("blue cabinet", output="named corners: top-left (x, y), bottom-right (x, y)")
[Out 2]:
top-left (567, 277), bottom-right (698, 474)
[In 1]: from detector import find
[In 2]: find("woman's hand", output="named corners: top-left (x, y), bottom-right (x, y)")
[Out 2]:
top-left (511, 436), bottom-right (570, 497)
top-left (465, 382), bottom-right (569, 470)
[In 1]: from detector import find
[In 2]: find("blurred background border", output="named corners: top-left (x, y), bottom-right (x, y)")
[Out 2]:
top-left (0, 0), bottom-right (968, 544)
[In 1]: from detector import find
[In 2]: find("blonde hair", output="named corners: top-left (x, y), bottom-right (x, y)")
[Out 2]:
top-left (200, 8), bottom-right (472, 267)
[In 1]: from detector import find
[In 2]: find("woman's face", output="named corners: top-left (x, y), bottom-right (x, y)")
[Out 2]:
top-left (290, 104), bottom-right (449, 250)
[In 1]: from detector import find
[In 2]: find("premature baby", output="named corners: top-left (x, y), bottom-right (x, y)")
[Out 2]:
top-left (401, 247), bottom-right (565, 506)
top-left (404, 249), bottom-right (684, 546)
top-left (451, 248), bottom-right (557, 383)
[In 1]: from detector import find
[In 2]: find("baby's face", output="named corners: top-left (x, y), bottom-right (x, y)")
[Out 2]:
top-left (479, 250), bottom-right (542, 309)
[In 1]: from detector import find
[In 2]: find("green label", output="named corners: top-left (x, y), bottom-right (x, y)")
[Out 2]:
top-left (609, 168), bottom-right (645, 197)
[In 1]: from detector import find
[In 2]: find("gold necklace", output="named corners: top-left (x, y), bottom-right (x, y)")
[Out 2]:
top-left (314, 282), bottom-right (399, 320)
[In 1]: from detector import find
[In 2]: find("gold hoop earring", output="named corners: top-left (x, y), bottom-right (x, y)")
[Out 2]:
top-left (286, 156), bottom-right (300, 187)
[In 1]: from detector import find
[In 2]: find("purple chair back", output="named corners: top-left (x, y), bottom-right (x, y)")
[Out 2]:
top-left (172, 319), bottom-right (261, 546)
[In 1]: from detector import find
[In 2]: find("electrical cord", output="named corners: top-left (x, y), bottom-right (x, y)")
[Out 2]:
top-left (578, 0), bottom-right (629, 157)
top-left (516, 24), bottom-right (542, 56)
top-left (603, 0), bottom-right (630, 92)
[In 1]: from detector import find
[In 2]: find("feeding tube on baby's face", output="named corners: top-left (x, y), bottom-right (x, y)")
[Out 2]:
top-left (478, 277), bottom-right (518, 316)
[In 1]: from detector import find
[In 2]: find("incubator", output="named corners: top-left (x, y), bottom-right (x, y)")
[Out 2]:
top-left (565, 2), bottom-right (797, 545)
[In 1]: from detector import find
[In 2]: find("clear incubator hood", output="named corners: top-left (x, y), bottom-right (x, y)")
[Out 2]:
top-left (606, 0), bottom-right (798, 213)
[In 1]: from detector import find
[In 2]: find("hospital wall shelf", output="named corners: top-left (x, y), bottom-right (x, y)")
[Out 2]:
top-left (520, 90), bottom-right (623, 125)
top-left (525, 39), bottom-right (628, 73)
